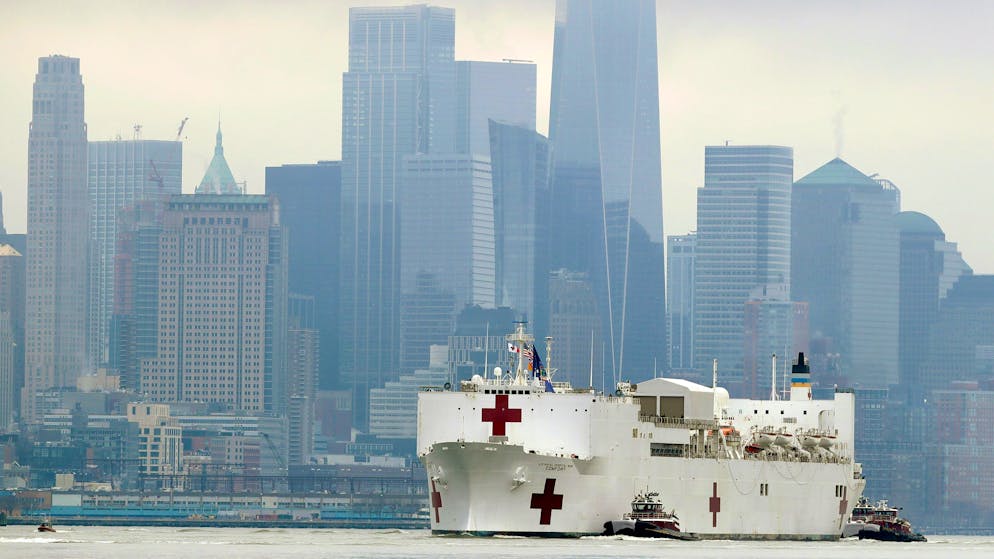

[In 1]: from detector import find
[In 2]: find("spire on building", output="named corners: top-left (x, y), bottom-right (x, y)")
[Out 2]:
top-left (196, 123), bottom-right (242, 195)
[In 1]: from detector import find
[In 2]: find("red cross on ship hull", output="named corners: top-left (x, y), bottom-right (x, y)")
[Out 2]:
top-left (482, 394), bottom-right (522, 436)
top-left (530, 478), bottom-right (564, 525)
top-left (709, 482), bottom-right (721, 527)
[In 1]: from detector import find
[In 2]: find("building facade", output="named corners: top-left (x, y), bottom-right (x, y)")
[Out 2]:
top-left (548, 0), bottom-right (665, 381)
top-left (489, 120), bottom-right (552, 336)
top-left (694, 145), bottom-right (793, 393)
top-left (792, 158), bottom-right (900, 387)
top-left (24, 55), bottom-right (89, 423)
top-left (265, 161), bottom-right (341, 390)
top-left (139, 194), bottom-right (287, 414)
top-left (340, 5), bottom-right (455, 427)
top-left (88, 139), bottom-right (181, 369)
top-left (548, 269), bottom-right (602, 388)
top-left (0, 244), bottom-right (24, 430)
top-left (666, 234), bottom-right (696, 375)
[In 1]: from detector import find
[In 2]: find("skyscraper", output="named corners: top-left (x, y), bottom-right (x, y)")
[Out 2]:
top-left (287, 294), bottom-right (318, 465)
top-left (397, 60), bottom-right (536, 373)
top-left (265, 161), bottom-right (341, 390)
top-left (694, 145), bottom-right (793, 392)
top-left (792, 158), bottom-right (901, 387)
top-left (88, 139), bottom-right (181, 369)
top-left (549, 0), bottom-right (664, 380)
top-left (23, 55), bottom-right (89, 423)
top-left (666, 233), bottom-right (696, 374)
top-left (489, 120), bottom-right (552, 334)
top-left (896, 211), bottom-right (971, 398)
top-left (0, 244), bottom-right (24, 431)
top-left (340, 5), bottom-right (455, 427)
top-left (139, 194), bottom-right (287, 414)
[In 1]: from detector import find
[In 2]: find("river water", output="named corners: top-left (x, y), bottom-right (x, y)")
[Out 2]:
top-left (2, 526), bottom-right (992, 559)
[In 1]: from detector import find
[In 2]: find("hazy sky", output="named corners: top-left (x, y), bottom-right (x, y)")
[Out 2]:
top-left (2, 0), bottom-right (993, 271)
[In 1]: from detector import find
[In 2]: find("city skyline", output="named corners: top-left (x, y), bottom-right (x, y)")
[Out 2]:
top-left (2, 1), bottom-right (993, 273)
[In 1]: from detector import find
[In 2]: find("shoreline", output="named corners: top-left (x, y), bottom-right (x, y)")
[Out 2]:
top-left (3, 516), bottom-right (429, 530)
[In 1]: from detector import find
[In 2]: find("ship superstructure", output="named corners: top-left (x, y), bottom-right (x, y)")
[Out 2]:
top-left (417, 323), bottom-right (865, 539)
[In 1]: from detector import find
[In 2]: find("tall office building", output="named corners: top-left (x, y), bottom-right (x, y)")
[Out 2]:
top-left (88, 139), bottom-right (181, 369)
top-left (549, 0), bottom-right (665, 380)
top-left (548, 269), bottom-right (602, 388)
top-left (666, 234), bottom-right (696, 375)
top-left (0, 244), bottom-right (24, 430)
top-left (397, 61), bottom-right (536, 374)
top-left (110, 199), bottom-right (166, 391)
top-left (23, 55), bottom-right (89, 423)
top-left (399, 272), bottom-right (456, 373)
top-left (694, 145), bottom-right (793, 392)
top-left (286, 294), bottom-right (318, 465)
top-left (896, 211), bottom-right (971, 398)
top-left (340, 5), bottom-right (455, 427)
top-left (265, 161), bottom-right (341, 390)
top-left (921, 275), bottom-right (994, 392)
top-left (196, 126), bottom-right (243, 195)
top-left (489, 121), bottom-right (552, 334)
top-left (792, 158), bottom-right (901, 387)
top-left (139, 194), bottom-right (286, 413)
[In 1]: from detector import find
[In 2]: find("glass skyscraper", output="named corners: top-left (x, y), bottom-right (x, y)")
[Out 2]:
top-left (265, 161), bottom-right (341, 391)
top-left (666, 233), bottom-right (696, 374)
top-left (88, 139), bottom-right (181, 369)
top-left (548, 0), bottom-right (664, 380)
top-left (694, 145), bottom-right (793, 392)
top-left (340, 5), bottom-right (455, 427)
top-left (792, 158), bottom-right (901, 387)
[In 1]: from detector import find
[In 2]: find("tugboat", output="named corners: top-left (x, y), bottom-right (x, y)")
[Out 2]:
top-left (602, 492), bottom-right (698, 540)
top-left (842, 497), bottom-right (925, 542)
top-left (37, 519), bottom-right (56, 533)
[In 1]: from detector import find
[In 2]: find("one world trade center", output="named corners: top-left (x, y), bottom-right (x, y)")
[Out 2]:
top-left (549, 0), bottom-right (665, 381)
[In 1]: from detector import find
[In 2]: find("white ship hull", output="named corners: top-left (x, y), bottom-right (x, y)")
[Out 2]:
top-left (423, 441), bottom-right (860, 538)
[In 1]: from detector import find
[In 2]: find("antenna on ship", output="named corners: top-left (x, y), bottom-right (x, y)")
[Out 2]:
top-left (483, 322), bottom-right (490, 380)
top-left (589, 330), bottom-right (595, 389)
top-left (771, 353), bottom-right (778, 401)
top-left (712, 359), bottom-right (719, 421)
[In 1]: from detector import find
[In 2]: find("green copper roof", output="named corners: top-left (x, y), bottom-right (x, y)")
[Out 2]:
top-left (794, 157), bottom-right (880, 189)
top-left (895, 211), bottom-right (944, 236)
top-left (196, 125), bottom-right (242, 195)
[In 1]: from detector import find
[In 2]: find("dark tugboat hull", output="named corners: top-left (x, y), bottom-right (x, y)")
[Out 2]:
top-left (602, 520), bottom-right (699, 541)
top-left (857, 528), bottom-right (926, 542)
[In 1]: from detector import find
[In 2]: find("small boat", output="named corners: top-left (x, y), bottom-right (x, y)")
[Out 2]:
top-left (602, 491), bottom-right (698, 540)
top-left (842, 497), bottom-right (925, 542)
top-left (37, 519), bottom-right (56, 533)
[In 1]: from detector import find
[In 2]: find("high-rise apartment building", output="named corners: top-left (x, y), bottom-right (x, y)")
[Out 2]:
top-left (23, 55), bottom-right (89, 423)
top-left (489, 121), bottom-right (552, 334)
top-left (340, 5), bottom-right (455, 427)
top-left (265, 161), bottom-right (341, 390)
top-left (88, 139), bottom-right (181, 369)
top-left (694, 145), bottom-right (793, 393)
top-left (549, 0), bottom-right (665, 380)
top-left (792, 158), bottom-right (900, 387)
top-left (139, 194), bottom-right (287, 414)
top-left (666, 234), bottom-right (696, 374)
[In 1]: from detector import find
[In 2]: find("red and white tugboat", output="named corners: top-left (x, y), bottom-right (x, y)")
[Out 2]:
top-left (602, 491), bottom-right (698, 540)
top-left (842, 497), bottom-right (925, 542)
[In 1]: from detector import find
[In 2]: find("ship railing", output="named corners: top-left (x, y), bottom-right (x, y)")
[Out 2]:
top-left (638, 414), bottom-right (718, 431)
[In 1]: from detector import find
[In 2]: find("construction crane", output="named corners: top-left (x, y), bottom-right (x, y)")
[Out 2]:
top-left (148, 159), bottom-right (165, 190)
top-left (261, 432), bottom-right (287, 472)
top-left (175, 117), bottom-right (189, 141)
